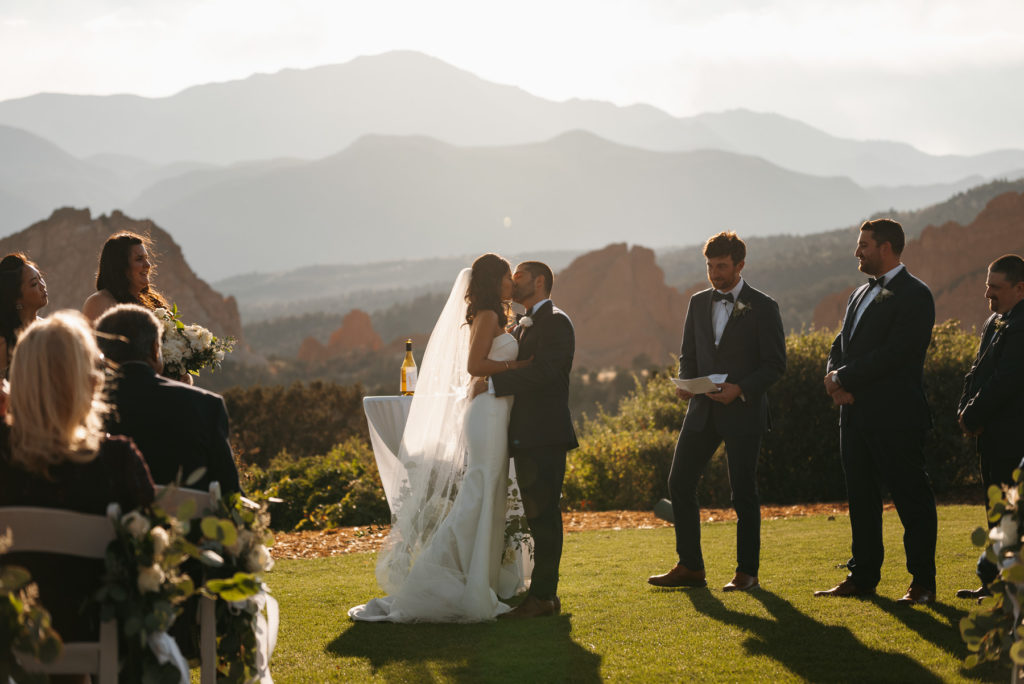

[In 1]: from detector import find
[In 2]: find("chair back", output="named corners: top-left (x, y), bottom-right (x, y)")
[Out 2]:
top-left (0, 506), bottom-right (118, 683)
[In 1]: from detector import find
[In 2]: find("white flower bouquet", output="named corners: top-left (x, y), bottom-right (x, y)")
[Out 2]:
top-left (153, 305), bottom-right (234, 377)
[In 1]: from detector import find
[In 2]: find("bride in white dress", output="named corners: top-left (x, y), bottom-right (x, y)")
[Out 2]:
top-left (349, 254), bottom-right (533, 622)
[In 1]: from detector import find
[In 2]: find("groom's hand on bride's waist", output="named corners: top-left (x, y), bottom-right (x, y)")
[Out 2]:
top-left (470, 377), bottom-right (489, 399)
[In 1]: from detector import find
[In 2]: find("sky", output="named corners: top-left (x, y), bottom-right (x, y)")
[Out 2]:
top-left (2, 0), bottom-right (1022, 155)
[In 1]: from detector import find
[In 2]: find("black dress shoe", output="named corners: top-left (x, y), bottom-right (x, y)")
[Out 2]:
top-left (499, 595), bottom-right (557, 619)
top-left (955, 586), bottom-right (992, 600)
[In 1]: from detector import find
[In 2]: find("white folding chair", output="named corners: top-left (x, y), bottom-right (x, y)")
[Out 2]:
top-left (0, 507), bottom-right (117, 684)
top-left (155, 483), bottom-right (221, 684)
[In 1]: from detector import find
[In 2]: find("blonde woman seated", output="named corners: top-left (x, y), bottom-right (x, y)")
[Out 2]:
top-left (0, 311), bottom-right (155, 649)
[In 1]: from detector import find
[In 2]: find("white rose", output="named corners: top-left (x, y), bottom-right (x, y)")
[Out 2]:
top-left (137, 564), bottom-right (165, 593)
top-left (122, 511), bottom-right (151, 539)
top-left (215, 350), bottom-right (225, 362)
top-left (519, 315), bottom-right (534, 328)
top-left (150, 526), bottom-right (170, 557)
top-left (247, 545), bottom-right (273, 572)
top-left (183, 325), bottom-right (205, 351)
top-left (162, 336), bottom-right (187, 364)
top-left (153, 308), bottom-right (168, 320)
top-left (200, 328), bottom-right (214, 348)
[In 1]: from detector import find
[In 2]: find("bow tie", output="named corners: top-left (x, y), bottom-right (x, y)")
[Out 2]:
top-left (712, 291), bottom-right (734, 303)
top-left (867, 276), bottom-right (884, 288)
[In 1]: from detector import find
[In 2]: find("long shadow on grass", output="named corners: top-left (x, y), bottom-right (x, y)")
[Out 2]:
top-left (684, 589), bottom-right (944, 683)
top-left (328, 614), bottom-right (601, 682)
top-left (870, 595), bottom-right (965, 657)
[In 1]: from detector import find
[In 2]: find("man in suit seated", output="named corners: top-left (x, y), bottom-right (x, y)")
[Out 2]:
top-left (956, 254), bottom-right (1024, 600)
top-left (95, 304), bottom-right (240, 494)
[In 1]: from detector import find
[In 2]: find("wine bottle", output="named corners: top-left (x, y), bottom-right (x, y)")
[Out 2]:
top-left (400, 339), bottom-right (417, 395)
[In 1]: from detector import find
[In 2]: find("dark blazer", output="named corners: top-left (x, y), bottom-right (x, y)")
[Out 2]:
top-left (958, 300), bottom-right (1024, 459)
top-left (679, 282), bottom-right (786, 435)
top-left (106, 362), bottom-right (241, 493)
top-left (827, 266), bottom-right (934, 430)
top-left (492, 300), bottom-right (578, 451)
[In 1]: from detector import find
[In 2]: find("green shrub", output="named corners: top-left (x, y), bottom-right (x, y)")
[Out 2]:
top-left (244, 438), bottom-right (389, 531)
top-left (224, 381), bottom-right (368, 467)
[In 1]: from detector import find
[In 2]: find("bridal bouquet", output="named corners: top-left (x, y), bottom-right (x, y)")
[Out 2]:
top-left (154, 305), bottom-right (235, 377)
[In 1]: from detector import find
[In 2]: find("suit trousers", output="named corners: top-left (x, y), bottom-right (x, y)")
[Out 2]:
top-left (840, 425), bottom-right (937, 590)
top-left (668, 425), bottom-right (762, 576)
top-left (512, 444), bottom-right (567, 600)
top-left (976, 434), bottom-right (1020, 584)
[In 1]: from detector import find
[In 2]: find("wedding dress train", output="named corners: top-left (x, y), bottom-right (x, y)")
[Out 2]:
top-left (349, 332), bottom-right (526, 622)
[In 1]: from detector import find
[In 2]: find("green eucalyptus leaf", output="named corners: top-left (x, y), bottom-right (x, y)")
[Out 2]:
top-left (1011, 640), bottom-right (1024, 663)
top-left (965, 653), bottom-right (980, 668)
top-left (200, 517), bottom-right (221, 539)
top-left (971, 527), bottom-right (990, 547)
top-left (185, 467), bottom-right (207, 487)
top-left (176, 498), bottom-right (197, 522)
top-left (1004, 564), bottom-right (1024, 583)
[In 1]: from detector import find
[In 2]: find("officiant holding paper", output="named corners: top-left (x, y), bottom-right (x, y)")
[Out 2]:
top-left (648, 231), bottom-right (786, 592)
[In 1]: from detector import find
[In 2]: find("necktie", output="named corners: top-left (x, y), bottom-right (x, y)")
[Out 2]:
top-left (712, 291), bottom-right (734, 303)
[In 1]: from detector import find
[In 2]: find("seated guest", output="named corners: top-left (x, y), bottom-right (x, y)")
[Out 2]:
top-left (0, 311), bottom-right (155, 644)
top-left (0, 253), bottom-right (49, 377)
top-left (95, 303), bottom-right (241, 494)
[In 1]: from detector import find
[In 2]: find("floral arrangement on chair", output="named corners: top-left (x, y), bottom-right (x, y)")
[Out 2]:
top-left (95, 503), bottom-right (195, 682)
top-left (154, 304), bottom-right (235, 378)
top-left (1, 529), bottom-right (62, 683)
top-left (960, 469), bottom-right (1024, 673)
top-left (192, 488), bottom-right (277, 683)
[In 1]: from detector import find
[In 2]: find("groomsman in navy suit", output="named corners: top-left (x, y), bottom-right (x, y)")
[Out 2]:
top-left (648, 231), bottom-right (786, 592)
top-left (956, 254), bottom-right (1024, 600)
top-left (816, 218), bottom-right (938, 604)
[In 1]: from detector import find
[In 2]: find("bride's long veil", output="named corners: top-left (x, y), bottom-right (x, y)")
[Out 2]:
top-left (376, 268), bottom-right (475, 594)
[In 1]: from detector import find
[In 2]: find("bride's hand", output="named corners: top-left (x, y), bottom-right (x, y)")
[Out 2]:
top-left (508, 356), bottom-right (533, 370)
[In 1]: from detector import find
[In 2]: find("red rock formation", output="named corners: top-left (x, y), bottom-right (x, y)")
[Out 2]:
top-left (813, 192), bottom-right (1024, 331)
top-left (297, 336), bottom-right (326, 362)
top-left (0, 207), bottom-right (252, 357)
top-left (556, 243), bottom-right (688, 369)
top-left (325, 309), bottom-right (383, 357)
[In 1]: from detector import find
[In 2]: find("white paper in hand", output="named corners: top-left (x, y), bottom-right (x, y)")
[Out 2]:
top-left (672, 374), bottom-right (728, 394)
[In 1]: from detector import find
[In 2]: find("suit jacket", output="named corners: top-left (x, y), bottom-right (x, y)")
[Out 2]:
top-left (826, 267), bottom-right (934, 430)
top-left (679, 282), bottom-right (786, 435)
top-left (106, 362), bottom-right (241, 493)
top-left (958, 300), bottom-right (1024, 459)
top-left (492, 300), bottom-right (579, 451)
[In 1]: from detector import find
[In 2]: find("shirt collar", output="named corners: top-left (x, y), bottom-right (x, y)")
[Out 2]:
top-left (715, 277), bottom-right (744, 299)
top-left (529, 298), bottom-right (551, 316)
top-left (875, 264), bottom-right (904, 287)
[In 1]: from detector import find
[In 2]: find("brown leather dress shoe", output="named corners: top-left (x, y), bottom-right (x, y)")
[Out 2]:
top-left (499, 595), bottom-right (557, 619)
top-left (955, 586), bottom-right (992, 601)
top-left (723, 571), bottom-right (759, 592)
top-left (897, 583), bottom-right (935, 605)
top-left (648, 564), bottom-right (707, 588)
top-left (813, 577), bottom-right (875, 598)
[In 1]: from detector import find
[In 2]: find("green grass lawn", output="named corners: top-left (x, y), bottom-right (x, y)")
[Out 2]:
top-left (263, 505), bottom-right (1007, 682)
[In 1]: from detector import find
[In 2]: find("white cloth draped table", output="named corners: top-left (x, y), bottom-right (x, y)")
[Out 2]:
top-left (362, 395), bottom-right (414, 509)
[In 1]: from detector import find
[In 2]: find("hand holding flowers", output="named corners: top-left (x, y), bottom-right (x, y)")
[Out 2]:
top-left (154, 305), bottom-right (234, 378)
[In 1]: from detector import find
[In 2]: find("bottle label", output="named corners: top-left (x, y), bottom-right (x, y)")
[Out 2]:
top-left (405, 367), bottom-right (417, 392)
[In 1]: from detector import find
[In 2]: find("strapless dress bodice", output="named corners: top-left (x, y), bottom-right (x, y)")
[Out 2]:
top-left (488, 333), bottom-right (518, 363)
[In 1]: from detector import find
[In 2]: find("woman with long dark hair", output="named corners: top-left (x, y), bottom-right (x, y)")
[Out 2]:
top-left (350, 253), bottom-right (533, 622)
top-left (82, 232), bottom-right (168, 322)
top-left (0, 253), bottom-right (49, 377)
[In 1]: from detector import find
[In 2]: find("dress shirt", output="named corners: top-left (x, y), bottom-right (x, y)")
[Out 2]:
top-left (712, 279), bottom-right (744, 347)
top-left (850, 264), bottom-right (904, 334)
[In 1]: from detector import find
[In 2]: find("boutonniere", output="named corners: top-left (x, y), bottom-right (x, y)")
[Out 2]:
top-left (873, 287), bottom-right (894, 304)
top-left (994, 317), bottom-right (1008, 332)
top-left (518, 315), bottom-right (534, 328)
top-left (730, 301), bottom-right (752, 319)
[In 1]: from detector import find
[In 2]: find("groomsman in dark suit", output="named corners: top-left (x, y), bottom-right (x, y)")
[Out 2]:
top-left (648, 231), bottom-right (786, 592)
top-left (95, 304), bottom-right (241, 494)
top-left (955, 254), bottom-right (1024, 600)
top-left (476, 261), bottom-right (578, 619)
top-left (816, 218), bottom-right (938, 604)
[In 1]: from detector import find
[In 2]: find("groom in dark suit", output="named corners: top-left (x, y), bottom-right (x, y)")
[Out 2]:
top-left (648, 231), bottom-right (786, 592)
top-left (816, 218), bottom-right (937, 604)
top-left (95, 304), bottom-right (240, 494)
top-left (482, 261), bottom-right (577, 619)
top-left (955, 254), bottom-right (1024, 600)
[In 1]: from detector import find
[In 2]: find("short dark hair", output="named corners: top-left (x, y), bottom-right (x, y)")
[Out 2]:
top-left (518, 261), bottom-right (554, 295)
top-left (860, 218), bottom-right (905, 256)
top-left (703, 231), bottom-right (746, 265)
top-left (95, 303), bottom-right (161, 364)
top-left (990, 254), bottom-right (1024, 285)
